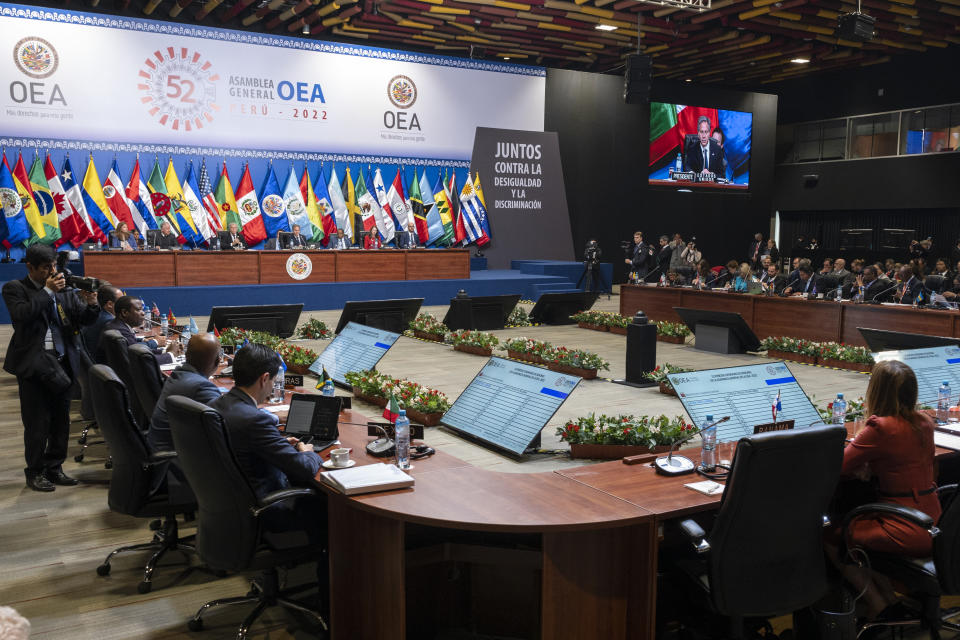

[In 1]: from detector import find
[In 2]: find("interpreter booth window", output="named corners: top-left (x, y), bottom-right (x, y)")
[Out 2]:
top-left (792, 119), bottom-right (846, 162)
top-left (849, 113), bottom-right (899, 159)
top-left (901, 106), bottom-right (959, 155)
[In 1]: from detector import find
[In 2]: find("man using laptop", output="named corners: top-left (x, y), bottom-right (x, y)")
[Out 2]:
top-left (211, 343), bottom-right (320, 499)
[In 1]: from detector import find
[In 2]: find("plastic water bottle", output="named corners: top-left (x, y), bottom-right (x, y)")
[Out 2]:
top-left (675, 153), bottom-right (683, 175)
top-left (395, 409), bottom-right (410, 470)
top-left (659, 273), bottom-right (666, 287)
top-left (938, 381), bottom-right (951, 423)
top-left (832, 393), bottom-right (847, 425)
top-left (96, 238), bottom-right (102, 251)
top-left (181, 324), bottom-right (191, 347)
top-left (836, 286), bottom-right (843, 303)
top-left (857, 285), bottom-right (865, 303)
top-left (160, 315), bottom-right (168, 337)
top-left (322, 379), bottom-right (335, 397)
top-left (271, 361), bottom-right (286, 404)
top-left (700, 414), bottom-right (717, 472)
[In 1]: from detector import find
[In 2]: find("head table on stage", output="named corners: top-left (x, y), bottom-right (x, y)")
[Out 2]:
top-left (82, 249), bottom-right (470, 288)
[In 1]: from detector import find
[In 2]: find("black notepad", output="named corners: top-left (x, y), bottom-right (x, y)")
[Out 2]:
top-left (283, 394), bottom-right (341, 450)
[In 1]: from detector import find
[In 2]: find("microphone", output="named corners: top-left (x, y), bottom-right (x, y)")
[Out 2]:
top-left (654, 416), bottom-right (730, 476)
top-left (780, 276), bottom-right (801, 295)
top-left (644, 263), bottom-right (665, 283)
top-left (868, 282), bottom-right (899, 303)
top-left (143, 316), bottom-right (184, 336)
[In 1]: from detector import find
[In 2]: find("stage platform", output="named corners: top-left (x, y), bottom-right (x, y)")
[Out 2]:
top-left (0, 265), bottom-right (606, 323)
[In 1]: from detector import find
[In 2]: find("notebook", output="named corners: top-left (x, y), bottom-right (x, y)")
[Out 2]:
top-left (319, 462), bottom-right (415, 495)
top-left (283, 394), bottom-right (341, 450)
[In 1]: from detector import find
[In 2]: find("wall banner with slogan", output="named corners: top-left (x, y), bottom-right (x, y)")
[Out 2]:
top-left (0, 3), bottom-right (545, 163)
top-left (469, 127), bottom-right (573, 269)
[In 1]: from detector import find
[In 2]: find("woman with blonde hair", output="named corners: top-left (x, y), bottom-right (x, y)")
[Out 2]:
top-left (729, 262), bottom-right (754, 292)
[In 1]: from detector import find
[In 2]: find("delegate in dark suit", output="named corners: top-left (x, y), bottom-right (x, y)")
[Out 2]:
top-left (149, 363), bottom-right (222, 454)
top-left (629, 239), bottom-right (650, 280)
top-left (2, 250), bottom-right (100, 488)
top-left (897, 276), bottom-right (924, 305)
top-left (211, 387), bottom-right (320, 499)
top-left (685, 138), bottom-right (725, 175)
top-left (286, 233), bottom-right (308, 249)
top-left (157, 232), bottom-right (179, 249)
top-left (98, 316), bottom-right (174, 365)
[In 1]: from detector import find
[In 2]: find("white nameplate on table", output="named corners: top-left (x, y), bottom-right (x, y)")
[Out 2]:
top-left (667, 362), bottom-right (825, 443)
top-left (308, 321), bottom-right (400, 384)
top-left (873, 345), bottom-right (960, 409)
top-left (441, 356), bottom-right (581, 457)
top-left (685, 480), bottom-right (725, 496)
top-left (319, 462), bottom-right (414, 495)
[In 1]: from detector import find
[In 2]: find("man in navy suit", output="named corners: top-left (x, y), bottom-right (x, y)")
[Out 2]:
top-left (210, 343), bottom-right (320, 500)
top-left (897, 265), bottom-right (924, 304)
top-left (685, 115), bottom-right (725, 176)
top-left (2, 244), bottom-right (101, 491)
top-left (81, 285), bottom-right (123, 359)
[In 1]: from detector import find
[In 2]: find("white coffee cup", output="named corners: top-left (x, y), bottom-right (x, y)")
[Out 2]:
top-left (329, 448), bottom-right (351, 467)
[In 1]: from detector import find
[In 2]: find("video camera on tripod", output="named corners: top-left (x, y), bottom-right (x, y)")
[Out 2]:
top-left (584, 239), bottom-right (601, 264)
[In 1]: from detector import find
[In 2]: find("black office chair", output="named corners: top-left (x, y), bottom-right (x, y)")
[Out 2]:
top-left (673, 425), bottom-right (847, 639)
top-left (101, 329), bottom-right (150, 430)
top-left (842, 485), bottom-right (955, 639)
top-left (166, 395), bottom-right (327, 638)
top-left (128, 343), bottom-right (166, 420)
top-left (88, 364), bottom-right (198, 593)
top-left (817, 274), bottom-right (841, 296)
top-left (925, 274), bottom-right (948, 295)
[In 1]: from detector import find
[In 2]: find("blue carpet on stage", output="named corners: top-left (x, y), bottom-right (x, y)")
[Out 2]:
top-left (0, 261), bottom-right (612, 323)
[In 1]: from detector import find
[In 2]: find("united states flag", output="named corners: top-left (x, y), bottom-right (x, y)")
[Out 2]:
top-left (197, 160), bottom-right (223, 232)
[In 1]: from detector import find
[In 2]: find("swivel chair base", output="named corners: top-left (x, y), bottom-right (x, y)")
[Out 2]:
top-left (96, 513), bottom-right (196, 593)
top-left (187, 568), bottom-right (327, 639)
top-left (75, 421), bottom-right (111, 468)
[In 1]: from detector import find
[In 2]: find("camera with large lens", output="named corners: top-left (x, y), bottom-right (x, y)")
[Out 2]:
top-left (584, 240), bottom-right (601, 264)
top-left (65, 275), bottom-right (102, 292)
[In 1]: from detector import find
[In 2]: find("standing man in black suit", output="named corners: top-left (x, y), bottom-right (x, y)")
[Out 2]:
top-left (654, 235), bottom-right (673, 281)
top-left (2, 244), bottom-right (101, 491)
top-left (748, 233), bottom-right (764, 271)
top-left (97, 296), bottom-right (181, 365)
top-left (624, 231), bottom-right (650, 283)
top-left (287, 224), bottom-right (308, 249)
top-left (685, 115), bottom-right (725, 176)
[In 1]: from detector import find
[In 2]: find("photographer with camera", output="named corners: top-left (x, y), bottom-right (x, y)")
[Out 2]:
top-left (624, 231), bottom-right (651, 283)
top-left (2, 245), bottom-right (101, 492)
top-left (680, 238), bottom-right (701, 267)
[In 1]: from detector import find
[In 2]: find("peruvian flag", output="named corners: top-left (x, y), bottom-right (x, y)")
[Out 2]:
top-left (103, 160), bottom-right (138, 233)
top-left (126, 158), bottom-right (156, 233)
top-left (649, 103), bottom-right (719, 167)
top-left (235, 163), bottom-right (267, 245)
top-left (45, 154), bottom-right (88, 247)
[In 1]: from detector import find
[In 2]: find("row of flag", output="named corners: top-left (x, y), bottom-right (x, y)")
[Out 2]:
top-left (0, 151), bottom-right (492, 250)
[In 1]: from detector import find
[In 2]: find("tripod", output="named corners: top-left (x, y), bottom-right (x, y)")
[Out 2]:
top-left (577, 260), bottom-right (610, 298)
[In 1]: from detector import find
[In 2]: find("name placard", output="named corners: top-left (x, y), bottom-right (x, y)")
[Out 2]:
top-left (672, 171), bottom-right (697, 182)
top-left (753, 419), bottom-right (795, 434)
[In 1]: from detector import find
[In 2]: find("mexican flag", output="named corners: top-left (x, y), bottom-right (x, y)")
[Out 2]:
top-left (382, 391), bottom-right (400, 423)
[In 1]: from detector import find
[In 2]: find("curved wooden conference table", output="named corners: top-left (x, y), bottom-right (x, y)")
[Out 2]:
top-left (621, 284), bottom-right (960, 347)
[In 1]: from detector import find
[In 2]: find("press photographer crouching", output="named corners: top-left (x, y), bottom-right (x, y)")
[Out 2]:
top-left (2, 244), bottom-right (101, 492)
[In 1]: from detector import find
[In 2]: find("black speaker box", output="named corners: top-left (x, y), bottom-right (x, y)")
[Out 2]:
top-left (837, 12), bottom-right (875, 41)
top-left (623, 54), bottom-right (652, 104)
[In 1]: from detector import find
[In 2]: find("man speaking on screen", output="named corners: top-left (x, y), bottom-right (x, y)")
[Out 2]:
top-left (685, 115), bottom-right (725, 177)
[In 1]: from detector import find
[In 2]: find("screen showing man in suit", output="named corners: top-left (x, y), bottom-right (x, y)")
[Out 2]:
top-left (648, 102), bottom-right (752, 188)
top-left (685, 116), bottom-right (725, 176)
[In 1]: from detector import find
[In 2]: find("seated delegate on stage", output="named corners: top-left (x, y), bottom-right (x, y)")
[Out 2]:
top-left (157, 221), bottom-right (180, 250)
top-left (728, 262), bottom-right (754, 292)
top-left (284, 224), bottom-right (309, 249)
top-left (896, 265), bottom-right (923, 304)
top-left (148, 332), bottom-right (222, 466)
top-left (759, 264), bottom-right (785, 295)
top-left (97, 296), bottom-right (181, 365)
top-left (218, 222), bottom-right (248, 251)
top-left (684, 115), bottom-right (725, 176)
top-left (331, 229), bottom-right (351, 250)
top-left (844, 266), bottom-right (892, 301)
top-left (362, 230), bottom-right (382, 250)
top-left (782, 264), bottom-right (817, 296)
top-left (108, 221), bottom-right (138, 251)
top-left (396, 223), bottom-right (420, 249)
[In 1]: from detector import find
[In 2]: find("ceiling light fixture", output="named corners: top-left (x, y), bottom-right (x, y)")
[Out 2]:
top-left (684, 78), bottom-right (692, 82)
top-left (302, 23), bottom-right (310, 35)
top-left (503, 56), bottom-right (511, 60)
top-left (595, 24), bottom-right (618, 31)
top-left (632, 0), bottom-right (710, 12)
top-left (790, 57), bottom-right (810, 64)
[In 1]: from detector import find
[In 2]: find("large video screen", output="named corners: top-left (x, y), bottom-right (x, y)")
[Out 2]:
top-left (648, 102), bottom-right (752, 190)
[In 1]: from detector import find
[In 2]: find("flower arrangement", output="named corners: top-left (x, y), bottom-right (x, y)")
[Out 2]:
top-left (603, 313), bottom-right (631, 329)
top-left (507, 306), bottom-right (532, 327)
top-left (760, 336), bottom-right (820, 356)
top-left (409, 313), bottom-right (448, 339)
top-left (296, 318), bottom-right (332, 340)
top-left (549, 345), bottom-right (610, 371)
top-left (447, 330), bottom-right (500, 350)
top-left (570, 310), bottom-right (631, 332)
top-left (276, 342), bottom-right (319, 367)
top-left (655, 321), bottom-right (691, 338)
top-left (217, 327), bottom-right (282, 350)
top-left (502, 337), bottom-right (554, 360)
top-left (556, 413), bottom-right (693, 447)
top-left (570, 310), bottom-right (607, 326)
top-left (344, 370), bottom-right (451, 415)
top-left (643, 363), bottom-right (693, 386)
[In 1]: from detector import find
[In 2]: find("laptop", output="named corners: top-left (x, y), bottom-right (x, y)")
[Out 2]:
top-left (283, 394), bottom-right (342, 449)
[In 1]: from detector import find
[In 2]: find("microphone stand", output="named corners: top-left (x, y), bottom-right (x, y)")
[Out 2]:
top-left (654, 416), bottom-right (730, 476)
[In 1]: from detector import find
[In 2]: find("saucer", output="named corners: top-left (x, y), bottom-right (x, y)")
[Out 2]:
top-left (322, 459), bottom-right (356, 469)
